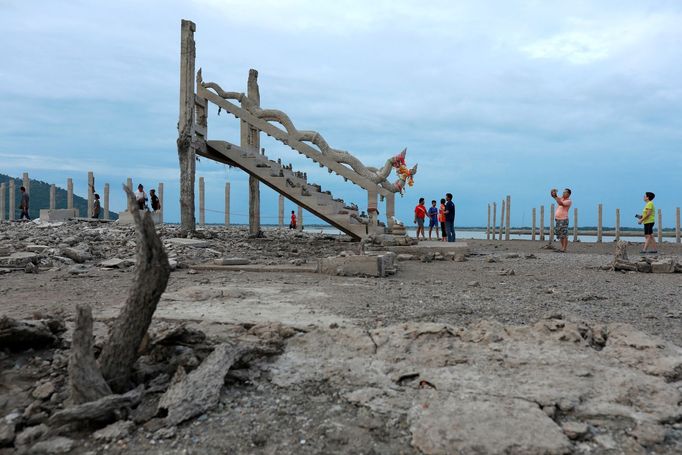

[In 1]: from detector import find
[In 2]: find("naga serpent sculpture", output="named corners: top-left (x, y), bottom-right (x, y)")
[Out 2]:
top-left (200, 72), bottom-right (417, 195)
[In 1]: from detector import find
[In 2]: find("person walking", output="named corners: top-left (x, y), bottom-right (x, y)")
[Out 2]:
top-left (289, 210), bottom-right (297, 229)
top-left (550, 188), bottom-right (572, 252)
top-left (92, 193), bottom-right (101, 219)
top-left (444, 193), bottom-right (456, 242)
top-left (637, 192), bottom-right (657, 254)
top-left (427, 200), bottom-right (439, 240)
top-left (414, 198), bottom-right (427, 240)
top-left (438, 198), bottom-right (447, 241)
top-left (19, 186), bottom-right (30, 220)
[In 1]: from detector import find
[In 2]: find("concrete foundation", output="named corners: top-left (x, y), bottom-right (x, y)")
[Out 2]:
top-left (39, 209), bottom-right (78, 222)
top-left (317, 252), bottom-right (396, 277)
top-left (117, 210), bottom-right (162, 225)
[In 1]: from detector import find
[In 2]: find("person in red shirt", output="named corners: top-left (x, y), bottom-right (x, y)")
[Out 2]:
top-left (414, 197), bottom-right (427, 240)
top-left (438, 198), bottom-right (446, 241)
top-left (289, 210), bottom-right (297, 229)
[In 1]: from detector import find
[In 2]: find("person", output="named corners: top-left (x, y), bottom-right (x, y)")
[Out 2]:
top-left (150, 189), bottom-right (161, 212)
top-left (289, 210), bottom-right (297, 229)
top-left (19, 186), bottom-right (30, 220)
top-left (637, 192), bottom-right (657, 254)
top-left (444, 193), bottom-right (456, 242)
top-left (550, 188), bottom-right (572, 252)
top-left (414, 198), bottom-right (427, 240)
top-left (135, 184), bottom-right (147, 210)
top-left (427, 200), bottom-right (439, 240)
top-left (92, 193), bottom-right (101, 219)
top-left (438, 198), bottom-right (447, 241)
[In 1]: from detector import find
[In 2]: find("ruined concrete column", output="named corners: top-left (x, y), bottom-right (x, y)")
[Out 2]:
top-left (615, 208), bottom-right (620, 241)
top-left (67, 178), bottom-right (73, 210)
top-left (241, 69), bottom-right (261, 236)
top-left (158, 182), bottom-right (164, 224)
top-left (224, 182), bottom-right (230, 225)
top-left (486, 204), bottom-right (491, 240)
top-left (87, 171), bottom-right (94, 219)
top-left (297, 206), bottom-right (303, 231)
top-left (549, 204), bottom-right (555, 242)
top-left (531, 208), bottom-right (536, 241)
top-left (505, 195), bottom-right (511, 241)
top-left (573, 208), bottom-right (578, 242)
top-left (367, 188), bottom-right (378, 229)
top-left (657, 209), bottom-right (663, 244)
top-left (499, 200), bottom-right (505, 241)
top-left (22, 172), bottom-right (29, 195)
top-left (9, 180), bottom-right (15, 221)
top-left (178, 19), bottom-right (197, 233)
top-left (50, 184), bottom-right (56, 210)
top-left (278, 194), bottom-right (284, 227)
top-left (539, 205), bottom-right (545, 241)
top-left (103, 183), bottom-right (110, 220)
top-left (491, 202), bottom-right (497, 240)
top-left (199, 176), bottom-right (205, 226)
top-left (386, 192), bottom-right (395, 231)
top-left (676, 207), bottom-right (680, 244)
top-left (597, 204), bottom-right (603, 243)
top-left (0, 183), bottom-right (5, 221)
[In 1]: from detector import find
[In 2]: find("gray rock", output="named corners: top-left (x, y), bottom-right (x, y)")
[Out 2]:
top-left (24, 245), bottom-right (49, 253)
top-left (0, 422), bottom-right (15, 447)
top-left (0, 252), bottom-right (38, 267)
top-left (32, 382), bottom-right (55, 400)
top-left (93, 420), bottom-right (135, 442)
top-left (214, 257), bottom-right (250, 266)
top-left (15, 424), bottom-right (48, 446)
top-left (467, 281), bottom-right (480, 287)
top-left (651, 259), bottom-right (675, 274)
top-left (24, 262), bottom-right (39, 274)
top-left (28, 436), bottom-right (75, 454)
top-left (60, 247), bottom-right (91, 264)
top-left (166, 238), bottom-right (208, 248)
top-left (561, 421), bottom-right (589, 440)
top-left (67, 264), bottom-right (90, 275)
top-left (99, 258), bottom-right (134, 268)
top-left (154, 426), bottom-right (177, 439)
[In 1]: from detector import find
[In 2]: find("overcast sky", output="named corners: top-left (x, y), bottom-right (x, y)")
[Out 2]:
top-left (1, 0), bottom-right (681, 227)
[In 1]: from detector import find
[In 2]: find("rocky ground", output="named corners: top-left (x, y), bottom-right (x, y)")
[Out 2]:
top-left (0, 220), bottom-right (681, 454)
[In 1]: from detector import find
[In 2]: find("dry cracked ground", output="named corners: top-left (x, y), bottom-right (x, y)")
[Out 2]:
top-left (0, 221), bottom-right (681, 454)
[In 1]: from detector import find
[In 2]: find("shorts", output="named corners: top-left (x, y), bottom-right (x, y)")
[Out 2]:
top-left (644, 223), bottom-right (654, 236)
top-left (416, 218), bottom-right (425, 228)
top-left (555, 219), bottom-right (569, 239)
top-left (429, 217), bottom-right (438, 228)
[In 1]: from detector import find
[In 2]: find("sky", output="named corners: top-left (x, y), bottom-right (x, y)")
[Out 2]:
top-left (1, 0), bottom-right (681, 228)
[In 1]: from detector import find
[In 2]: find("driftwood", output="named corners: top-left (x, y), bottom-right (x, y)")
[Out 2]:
top-left (98, 186), bottom-right (171, 392)
top-left (68, 305), bottom-right (111, 404)
top-left (48, 385), bottom-right (144, 427)
top-left (157, 343), bottom-right (247, 426)
top-left (0, 316), bottom-right (58, 350)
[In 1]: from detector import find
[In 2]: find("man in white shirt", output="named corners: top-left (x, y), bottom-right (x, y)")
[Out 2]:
top-left (135, 184), bottom-right (147, 210)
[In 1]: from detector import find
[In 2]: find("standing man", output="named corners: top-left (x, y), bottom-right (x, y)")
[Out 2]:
top-left (551, 188), bottom-right (572, 252)
top-left (135, 184), bottom-right (147, 210)
top-left (427, 200), bottom-right (439, 240)
top-left (444, 193), bottom-right (456, 242)
top-left (637, 192), bottom-right (657, 254)
top-left (92, 193), bottom-right (101, 219)
top-left (150, 189), bottom-right (161, 212)
top-left (19, 186), bottom-right (30, 220)
top-left (414, 198), bottom-right (427, 240)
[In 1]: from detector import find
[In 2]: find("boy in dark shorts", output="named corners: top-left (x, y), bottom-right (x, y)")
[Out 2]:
top-left (637, 192), bottom-right (657, 253)
top-left (550, 188), bottom-right (572, 252)
top-left (427, 200), bottom-right (439, 240)
top-left (414, 198), bottom-right (427, 240)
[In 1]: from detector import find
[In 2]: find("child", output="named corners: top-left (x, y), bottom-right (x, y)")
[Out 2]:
top-left (289, 210), bottom-right (297, 229)
top-left (427, 200), bottom-right (439, 240)
top-left (438, 198), bottom-right (446, 241)
top-left (414, 198), bottom-right (427, 240)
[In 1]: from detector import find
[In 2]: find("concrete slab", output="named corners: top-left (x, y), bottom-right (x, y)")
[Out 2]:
top-left (379, 241), bottom-right (469, 257)
top-left (165, 238), bottom-right (209, 248)
top-left (318, 252), bottom-right (396, 277)
top-left (39, 209), bottom-right (78, 222)
top-left (117, 210), bottom-right (162, 225)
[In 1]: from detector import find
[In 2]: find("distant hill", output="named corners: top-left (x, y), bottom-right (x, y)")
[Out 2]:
top-left (0, 174), bottom-right (117, 220)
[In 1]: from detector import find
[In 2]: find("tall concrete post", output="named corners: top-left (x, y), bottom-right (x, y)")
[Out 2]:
top-left (22, 172), bottom-right (29, 195)
top-left (241, 69), bottom-right (261, 235)
top-left (505, 195), bottom-right (511, 241)
top-left (386, 192), bottom-right (395, 231)
top-left (297, 206), bottom-right (303, 231)
top-left (657, 209), bottom-right (663, 244)
top-left (499, 200), bottom-right (505, 241)
top-left (224, 182), bottom-right (230, 225)
top-left (9, 180), bottom-right (15, 221)
top-left (486, 204), bottom-right (491, 240)
top-left (539, 205), bottom-right (545, 241)
top-left (50, 184), bottom-right (56, 210)
top-left (103, 184), bottom-right (110, 220)
top-left (531, 207), bottom-right (536, 241)
top-left (615, 208), bottom-right (620, 241)
top-left (0, 183), bottom-right (5, 221)
top-left (126, 178), bottom-right (133, 211)
top-left (178, 19), bottom-right (197, 233)
top-left (491, 202), bottom-right (497, 240)
top-left (158, 182), bottom-right (164, 224)
top-left (278, 194), bottom-right (284, 227)
top-left (368, 188), bottom-right (378, 230)
top-left (67, 178), bottom-right (73, 210)
top-left (676, 207), bottom-right (680, 244)
top-left (199, 176), bottom-right (205, 225)
top-left (549, 204), bottom-right (555, 242)
top-left (87, 171), bottom-right (94, 219)
top-left (597, 204), bottom-right (603, 243)
top-left (573, 208), bottom-right (579, 242)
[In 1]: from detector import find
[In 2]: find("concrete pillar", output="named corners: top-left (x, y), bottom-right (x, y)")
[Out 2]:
top-left (242, 69), bottom-right (261, 236)
top-left (199, 176), bottom-right (205, 226)
top-left (157, 182), bottom-right (164, 224)
top-left (615, 208), bottom-right (620, 241)
top-left (499, 200), bottom-right (505, 241)
top-left (278, 194), bottom-right (284, 227)
top-left (573, 208), bottom-right (578, 242)
top-left (103, 183), bottom-right (110, 220)
top-left (491, 202), bottom-right (497, 240)
top-left (9, 180), bottom-right (15, 221)
top-left (657, 209), bottom-right (662, 244)
top-left (549, 204), bottom-right (555, 242)
top-left (22, 172), bottom-right (29, 195)
top-left (486, 204), bottom-right (491, 240)
top-left (539, 205), bottom-right (545, 241)
top-left (597, 204), bottom-right (603, 243)
top-left (224, 182), bottom-right (230, 225)
top-left (676, 207), bottom-right (680, 244)
top-left (0, 183), bottom-right (5, 221)
top-left (178, 19), bottom-right (197, 234)
top-left (67, 178), bottom-right (73, 210)
top-left (50, 184), bottom-right (56, 210)
top-left (87, 171), bottom-right (94, 219)
top-left (531, 207), bottom-right (536, 241)
top-left (385, 192), bottom-right (395, 231)
top-left (297, 205), bottom-right (303, 231)
top-left (505, 195), bottom-right (511, 241)
top-left (367, 188), bottom-right (378, 228)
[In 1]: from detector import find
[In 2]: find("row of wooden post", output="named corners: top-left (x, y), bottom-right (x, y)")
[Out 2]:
top-left (486, 197), bottom-right (682, 243)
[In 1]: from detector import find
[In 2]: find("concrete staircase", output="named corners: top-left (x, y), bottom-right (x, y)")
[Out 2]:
top-left (200, 140), bottom-right (369, 240)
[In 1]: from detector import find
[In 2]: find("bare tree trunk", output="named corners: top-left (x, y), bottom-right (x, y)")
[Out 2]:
top-left (69, 305), bottom-right (111, 404)
top-left (98, 186), bottom-right (171, 392)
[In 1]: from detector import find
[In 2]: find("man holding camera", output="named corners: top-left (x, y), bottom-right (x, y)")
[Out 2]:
top-left (551, 188), bottom-right (572, 252)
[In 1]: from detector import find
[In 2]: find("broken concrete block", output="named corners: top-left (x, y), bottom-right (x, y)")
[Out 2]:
top-left (39, 209), bottom-right (78, 222)
top-left (99, 258), bottom-right (134, 268)
top-left (0, 252), bottom-right (38, 267)
top-left (29, 436), bottom-right (75, 454)
top-left (651, 259), bottom-right (674, 274)
top-left (93, 420), bottom-right (135, 442)
top-left (165, 238), bottom-right (209, 248)
top-left (214, 257), bottom-right (250, 266)
top-left (317, 253), bottom-right (396, 277)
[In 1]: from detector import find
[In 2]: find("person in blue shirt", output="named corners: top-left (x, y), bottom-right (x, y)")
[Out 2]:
top-left (427, 200), bottom-right (439, 240)
top-left (444, 193), bottom-right (456, 242)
